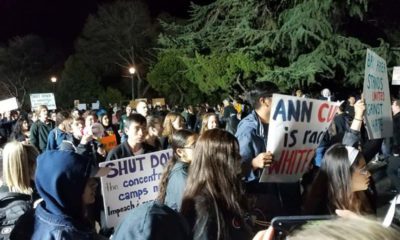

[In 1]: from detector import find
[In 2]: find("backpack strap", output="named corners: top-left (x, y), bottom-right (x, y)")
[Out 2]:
top-left (0, 192), bottom-right (31, 204)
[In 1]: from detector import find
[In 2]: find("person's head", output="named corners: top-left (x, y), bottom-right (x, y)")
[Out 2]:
top-left (2, 141), bottom-right (38, 194)
top-left (84, 111), bottom-right (98, 128)
top-left (222, 99), bottom-right (230, 107)
top-left (320, 144), bottom-right (371, 213)
top-left (157, 130), bottom-right (198, 204)
top-left (126, 105), bottom-right (132, 115)
top-left (391, 99), bottom-right (400, 115)
top-left (295, 89), bottom-right (303, 97)
top-left (125, 113), bottom-right (147, 145)
top-left (246, 81), bottom-right (278, 110)
top-left (50, 112), bottom-right (57, 122)
top-left (182, 129), bottom-right (245, 216)
top-left (162, 113), bottom-right (184, 138)
top-left (36, 105), bottom-right (48, 122)
top-left (199, 113), bottom-right (219, 134)
top-left (99, 113), bottom-right (110, 128)
top-left (35, 151), bottom-right (108, 220)
top-left (290, 217), bottom-right (399, 240)
top-left (348, 95), bottom-right (356, 105)
top-left (30, 111), bottom-right (38, 122)
top-left (71, 108), bottom-right (80, 119)
top-left (13, 117), bottom-right (30, 134)
top-left (146, 115), bottom-right (163, 138)
top-left (71, 117), bottom-right (85, 139)
top-left (136, 101), bottom-right (149, 117)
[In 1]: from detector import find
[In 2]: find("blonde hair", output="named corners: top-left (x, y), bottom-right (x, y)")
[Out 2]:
top-left (199, 113), bottom-right (218, 135)
top-left (162, 112), bottom-right (182, 139)
top-left (291, 217), bottom-right (399, 240)
top-left (2, 141), bottom-right (38, 194)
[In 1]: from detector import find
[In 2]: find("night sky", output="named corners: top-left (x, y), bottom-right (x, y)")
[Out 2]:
top-left (0, 0), bottom-right (211, 51)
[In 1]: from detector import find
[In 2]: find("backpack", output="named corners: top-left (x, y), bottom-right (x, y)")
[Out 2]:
top-left (0, 192), bottom-right (31, 240)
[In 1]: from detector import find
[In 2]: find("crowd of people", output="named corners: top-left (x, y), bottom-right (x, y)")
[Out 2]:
top-left (0, 84), bottom-right (400, 239)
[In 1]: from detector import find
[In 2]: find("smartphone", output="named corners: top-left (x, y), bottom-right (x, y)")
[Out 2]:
top-left (271, 215), bottom-right (336, 240)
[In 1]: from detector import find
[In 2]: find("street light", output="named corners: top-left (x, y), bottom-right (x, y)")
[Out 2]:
top-left (50, 76), bottom-right (57, 93)
top-left (129, 67), bottom-right (136, 100)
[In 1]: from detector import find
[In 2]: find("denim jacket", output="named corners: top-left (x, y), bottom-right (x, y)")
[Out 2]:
top-left (235, 110), bottom-right (268, 182)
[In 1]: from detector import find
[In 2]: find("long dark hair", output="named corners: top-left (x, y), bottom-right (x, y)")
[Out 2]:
top-left (157, 129), bottom-right (197, 204)
top-left (181, 129), bottom-right (248, 239)
top-left (10, 117), bottom-right (30, 141)
top-left (307, 144), bottom-right (372, 214)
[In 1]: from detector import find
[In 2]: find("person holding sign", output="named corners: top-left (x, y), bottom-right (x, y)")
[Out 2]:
top-left (304, 98), bottom-right (374, 215)
top-left (235, 82), bottom-right (301, 218)
top-left (106, 114), bottom-right (157, 161)
top-left (157, 129), bottom-right (198, 211)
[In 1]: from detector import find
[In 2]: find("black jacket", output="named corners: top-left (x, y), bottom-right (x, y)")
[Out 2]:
top-left (106, 141), bottom-right (157, 161)
top-left (181, 193), bottom-right (253, 240)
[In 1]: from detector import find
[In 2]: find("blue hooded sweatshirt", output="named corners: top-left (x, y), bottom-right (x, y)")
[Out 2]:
top-left (31, 151), bottom-right (102, 239)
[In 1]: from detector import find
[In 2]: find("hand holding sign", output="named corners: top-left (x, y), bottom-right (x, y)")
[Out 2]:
top-left (252, 151), bottom-right (274, 169)
top-left (354, 98), bottom-right (366, 120)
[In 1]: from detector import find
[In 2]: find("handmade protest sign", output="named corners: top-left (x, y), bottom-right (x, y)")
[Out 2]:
top-left (0, 97), bottom-right (19, 113)
top-left (30, 93), bottom-right (56, 110)
top-left (363, 49), bottom-right (393, 139)
top-left (99, 149), bottom-right (173, 228)
top-left (392, 66), bottom-right (400, 85)
top-left (260, 94), bottom-right (341, 183)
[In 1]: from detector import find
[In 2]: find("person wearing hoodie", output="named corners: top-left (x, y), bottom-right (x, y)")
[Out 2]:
top-left (10, 150), bottom-right (109, 240)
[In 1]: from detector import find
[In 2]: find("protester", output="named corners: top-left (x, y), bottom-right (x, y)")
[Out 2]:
top-left (83, 111), bottom-right (98, 136)
top-left (162, 112), bottom-right (185, 149)
top-left (199, 113), bottom-right (219, 135)
top-left (145, 115), bottom-right (164, 150)
top-left (29, 105), bottom-right (55, 153)
top-left (46, 111), bottom-right (72, 151)
top-left (304, 98), bottom-right (374, 215)
top-left (119, 105), bottom-right (133, 142)
top-left (10, 117), bottom-right (31, 143)
top-left (391, 99), bottom-right (400, 156)
top-left (303, 144), bottom-right (373, 215)
top-left (345, 94), bottom-right (356, 120)
top-left (0, 111), bottom-right (18, 147)
top-left (107, 114), bottom-right (156, 161)
top-left (136, 101), bottom-right (149, 118)
top-left (180, 129), bottom-right (253, 239)
top-left (222, 99), bottom-right (237, 123)
top-left (10, 150), bottom-right (109, 239)
top-left (157, 130), bottom-right (198, 211)
top-left (98, 112), bottom-right (120, 145)
top-left (1, 141), bottom-right (38, 198)
top-left (235, 82), bottom-right (301, 218)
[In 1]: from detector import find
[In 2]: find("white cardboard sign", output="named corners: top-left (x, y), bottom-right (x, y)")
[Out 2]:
top-left (30, 93), bottom-right (57, 110)
top-left (0, 97), bottom-right (19, 113)
top-left (392, 66), bottom-right (400, 85)
top-left (363, 49), bottom-right (393, 139)
top-left (260, 94), bottom-right (341, 183)
top-left (99, 149), bottom-right (173, 228)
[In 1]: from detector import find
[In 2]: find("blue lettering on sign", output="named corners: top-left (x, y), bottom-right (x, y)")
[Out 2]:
top-left (104, 156), bottom-right (146, 178)
top-left (150, 152), bottom-right (170, 168)
top-left (272, 99), bottom-right (313, 122)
